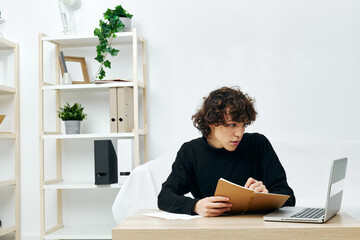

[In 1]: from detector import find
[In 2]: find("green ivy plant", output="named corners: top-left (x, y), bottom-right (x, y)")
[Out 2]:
top-left (93, 5), bottom-right (133, 81)
top-left (58, 102), bottom-right (87, 121)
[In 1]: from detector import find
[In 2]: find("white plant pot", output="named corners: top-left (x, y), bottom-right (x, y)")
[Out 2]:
top-left (119, 17), bottom-right (132, 31)
top-left (65, 120), bottom-right (81, 134)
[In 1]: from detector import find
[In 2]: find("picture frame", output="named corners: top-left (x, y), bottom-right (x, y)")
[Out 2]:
top-left (59, 56), bottom-right (90, 84)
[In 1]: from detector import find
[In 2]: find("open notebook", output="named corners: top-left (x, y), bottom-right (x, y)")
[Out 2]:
top-left (214, 178), bottom-right (290, 213)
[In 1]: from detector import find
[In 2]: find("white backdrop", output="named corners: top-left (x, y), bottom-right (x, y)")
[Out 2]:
top-left (1, 0), bottom-right (360, 239)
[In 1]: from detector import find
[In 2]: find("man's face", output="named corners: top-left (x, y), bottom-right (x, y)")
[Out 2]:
top-left (207, 118), bottom-right (246, 151)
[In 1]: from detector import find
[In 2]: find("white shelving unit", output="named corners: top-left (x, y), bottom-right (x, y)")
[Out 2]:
top-left (0, 37), bottom-right (20, 240)
top-left (39, 29), bottom-right (147, 240)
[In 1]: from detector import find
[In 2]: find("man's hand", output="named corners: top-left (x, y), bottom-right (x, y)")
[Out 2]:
top-left (193, 196), bottom-right (232, 217)
top-left (245, 177), bottom-right (268, 193)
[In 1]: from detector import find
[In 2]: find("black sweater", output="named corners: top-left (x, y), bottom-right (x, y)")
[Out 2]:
top-left (157, 133), bottom-right (296, 215)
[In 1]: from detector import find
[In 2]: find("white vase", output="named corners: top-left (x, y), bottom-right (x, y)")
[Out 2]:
top-left (62, 72), bottom-right (73, 85)
top-left (65, 120), bottom-right (81, 134)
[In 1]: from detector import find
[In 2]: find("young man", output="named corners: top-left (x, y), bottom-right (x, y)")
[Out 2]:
top-left (158, 86), bottom-right (295, 217)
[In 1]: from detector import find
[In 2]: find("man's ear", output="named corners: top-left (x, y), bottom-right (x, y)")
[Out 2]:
top-left (208, 124), bottom-right (215, 133)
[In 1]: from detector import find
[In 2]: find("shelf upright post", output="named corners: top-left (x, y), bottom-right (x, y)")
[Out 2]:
top-left (38, 33), bottom-right (46, 240)
top-left (142, 38), bottom-right (148, 163)
top-left (54, 44), bottom-right (64, 229)
top-left (132, 28), bottom-right (140, 167)
top-left (14, 42), bottom-right (20, 240)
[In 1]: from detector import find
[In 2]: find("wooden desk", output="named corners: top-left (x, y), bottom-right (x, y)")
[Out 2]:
top-left (113, 210), bottom-right (360, 240)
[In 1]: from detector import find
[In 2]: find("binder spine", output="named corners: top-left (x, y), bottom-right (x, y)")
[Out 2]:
top-left (117, 138), bottom-right (134, 183)
top-left (94, 140), bottom-right (118, 185)
top-left (109, 87), bottom-right (118, 133)
top-left (117, 87), bottom-right (134, 133)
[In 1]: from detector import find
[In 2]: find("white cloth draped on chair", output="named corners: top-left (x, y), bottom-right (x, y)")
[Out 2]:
top-left (112, 146), bottom-right (178, 223)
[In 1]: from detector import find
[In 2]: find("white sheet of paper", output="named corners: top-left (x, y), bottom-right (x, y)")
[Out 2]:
top-left (142, 212), bottom-right (202, 220)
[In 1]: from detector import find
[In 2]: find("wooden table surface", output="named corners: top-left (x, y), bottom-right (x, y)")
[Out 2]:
top-left (113, 210), bottom-right (360, 240)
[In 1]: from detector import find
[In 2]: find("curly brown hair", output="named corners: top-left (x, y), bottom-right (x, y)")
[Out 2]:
top-left (192, 86), bottom-right (257, 138)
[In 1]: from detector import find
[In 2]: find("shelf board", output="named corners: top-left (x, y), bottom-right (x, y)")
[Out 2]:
top-left (42, 132), bottom-right (145, 139)
top-left (42, 31), bottom-right (143, 48)
top-left (0, 133), bottom-right (16, 138)
top-left (0, 179), bottom-right (16, 187)
top-left (43, 181), bottom-right (123, 190)
top-left (0, 37), bottom-right (16, 50)
top-left (0, 225), bottom-right (17, 237)
top-left (42, 81), bottom-right (145, 92)
top-left (44, 226), bottom-right (112, 239)
top-left (0, 84), bottom-right (16, 95)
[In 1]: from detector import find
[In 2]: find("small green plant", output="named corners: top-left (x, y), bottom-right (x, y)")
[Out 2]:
top-left (93, 5), bottom-right (133, 81)
top-left (58, 102), bottom-right (87, 121)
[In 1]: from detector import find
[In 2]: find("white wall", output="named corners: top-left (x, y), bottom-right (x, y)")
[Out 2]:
top-left (1, 0), bottom-right (360, 239)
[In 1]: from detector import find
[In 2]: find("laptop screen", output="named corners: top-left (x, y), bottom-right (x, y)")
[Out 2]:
top-left (324, 158), bottom-right (347, 221)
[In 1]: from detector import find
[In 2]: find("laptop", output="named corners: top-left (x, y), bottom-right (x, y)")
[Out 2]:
top-left (263, 157), bottom-right (347, 223)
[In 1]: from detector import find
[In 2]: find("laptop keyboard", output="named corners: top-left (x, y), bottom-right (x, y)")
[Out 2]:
top-left (291, 208), bottom-right (325, 219)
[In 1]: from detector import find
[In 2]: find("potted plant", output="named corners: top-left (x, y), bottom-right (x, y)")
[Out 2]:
top-left (58, 102), bottom-right (87, 134)
top-left (93, 5), bottom-right (133, 81)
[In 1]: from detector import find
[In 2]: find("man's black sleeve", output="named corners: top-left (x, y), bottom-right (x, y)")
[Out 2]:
top-left (157, 145), bottom-right (200, 215)
top-left (260, 135), bottom-right (296, 206)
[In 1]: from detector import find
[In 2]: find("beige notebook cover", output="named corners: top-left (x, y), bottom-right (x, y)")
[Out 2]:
top-left (214, 178), bottom-right (290, 213)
